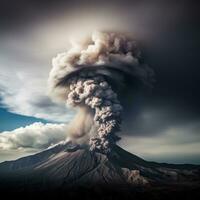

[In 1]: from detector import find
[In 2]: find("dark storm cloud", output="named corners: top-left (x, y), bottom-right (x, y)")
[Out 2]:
top-left (0, 0), bottom-right (200, 136)
top-left (0, 0), bottom-right (65, 29)
top-left (123, 103), bottom-right (200, 137)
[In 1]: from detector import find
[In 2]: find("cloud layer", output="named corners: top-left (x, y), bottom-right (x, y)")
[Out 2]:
top-left (0, 50), bottom-right (74, 122)
top-left (0, 122), bottom-right (67, 150)
top-left (119, 121), bottom-right (200, 164)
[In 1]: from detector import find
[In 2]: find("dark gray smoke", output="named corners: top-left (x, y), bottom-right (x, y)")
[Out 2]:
top-left (48, 31), bottom-right (154, 153)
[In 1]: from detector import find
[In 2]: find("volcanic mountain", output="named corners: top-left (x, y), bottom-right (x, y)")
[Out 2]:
top-left (0, 142), bottom-right (200, 199)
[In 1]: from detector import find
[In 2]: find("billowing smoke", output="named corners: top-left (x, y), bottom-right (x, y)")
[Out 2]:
top-left (48, 31), bottom-right (154, 153)
top-left (67, 75), bottom-right (122, 153)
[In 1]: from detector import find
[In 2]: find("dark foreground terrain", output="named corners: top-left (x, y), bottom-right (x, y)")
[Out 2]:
top-left (0, 142), bottom-right (199, 199)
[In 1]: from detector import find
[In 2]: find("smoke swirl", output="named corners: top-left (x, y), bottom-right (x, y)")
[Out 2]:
top-left (48, 31), bottom-right (154, 153)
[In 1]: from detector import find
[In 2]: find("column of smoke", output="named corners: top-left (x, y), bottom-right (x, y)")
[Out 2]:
top-left (48, 31), bottom-right (154, 154)
top-left (67, 74), bottom-right (122, 153)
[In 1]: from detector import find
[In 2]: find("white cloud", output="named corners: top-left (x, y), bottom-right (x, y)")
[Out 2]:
top-left (0, 122), bottom-right (69, 162)
top-left (0, 32), bottom-right (75, 122)
top-left (0, 122), bottom-right (67, 150)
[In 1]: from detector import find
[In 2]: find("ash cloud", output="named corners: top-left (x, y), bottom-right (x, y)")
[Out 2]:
top-left (48, 31), bottom-right (154, 153)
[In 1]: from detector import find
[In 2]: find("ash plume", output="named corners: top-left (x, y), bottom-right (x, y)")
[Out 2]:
top-left (48, 31), bottom-right (154, 153)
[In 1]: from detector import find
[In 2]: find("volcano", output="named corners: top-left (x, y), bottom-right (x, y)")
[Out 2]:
top-left (0, 142), bottom-right (200, 199)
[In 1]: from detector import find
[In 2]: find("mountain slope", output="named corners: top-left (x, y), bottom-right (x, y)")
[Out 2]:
top-left (0, 142), bottom-right (199, 192)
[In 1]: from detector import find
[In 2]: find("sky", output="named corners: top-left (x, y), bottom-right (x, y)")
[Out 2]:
top-left (0, 0), bottom-right (200, 164)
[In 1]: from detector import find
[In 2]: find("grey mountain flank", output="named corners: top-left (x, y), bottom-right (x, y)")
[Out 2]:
top-left (0, 142), bottom-right (199, 191)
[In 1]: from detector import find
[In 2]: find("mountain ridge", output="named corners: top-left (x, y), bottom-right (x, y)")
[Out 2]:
top-left (0, 142), bottom-right (200, 199)
top-left (0, 142), bottom-right (199, 187)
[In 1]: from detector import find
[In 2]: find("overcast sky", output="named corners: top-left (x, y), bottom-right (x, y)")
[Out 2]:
top-left (0, 0), bottom-right (200, 164)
